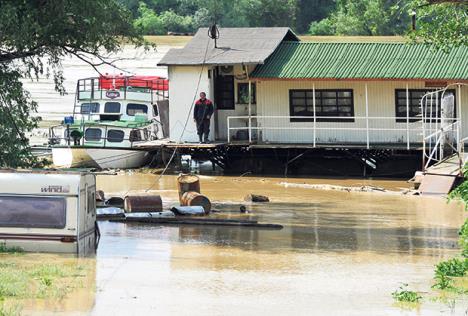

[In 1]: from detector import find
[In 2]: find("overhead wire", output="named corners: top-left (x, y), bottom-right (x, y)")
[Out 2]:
top-left (143, 37), bottom-right (212, 193)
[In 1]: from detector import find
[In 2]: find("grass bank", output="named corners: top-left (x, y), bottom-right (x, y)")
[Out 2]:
top-left (0, 248), bottom-right (93, 316)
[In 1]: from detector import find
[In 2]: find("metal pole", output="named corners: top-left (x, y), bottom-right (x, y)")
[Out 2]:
top-left (248, 78), bottom-right (252, 143)
top-left (313, 83), bottom-right (316, 147)
top-left (227, 118), bottom-right (230, 143)
top-left (406, 83), bottom-right (410, 150)
top-left (365, 83), bottom-right (369, 149)
top-left (458, 84), bottom-right (463, 145)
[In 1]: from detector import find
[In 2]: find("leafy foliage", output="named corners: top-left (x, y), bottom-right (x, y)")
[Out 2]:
top-left (408, 0), bottom-right (468, 48)
top-left (0, 0), bottom-right (145, 167)
top-left (392, 284), bottom-right (422, 302)
top-left (433, 258), bottom-right (468, 290)
top-left (126, 0), bottom-right (333, 34)
top-left (310, 0), bottom-right (411, 35)
top-left (459, 219), bottom-right (468, 257)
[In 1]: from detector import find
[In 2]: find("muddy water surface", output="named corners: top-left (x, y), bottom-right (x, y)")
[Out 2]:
top-left (15, 174), bottom-right (467, 315)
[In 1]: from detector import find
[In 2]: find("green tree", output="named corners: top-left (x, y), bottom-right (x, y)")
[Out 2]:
top-left (295, 0), bottom-right (335, 34)
top-left (409, 0), bottom-right (468, 48)
top-left (310, 0), bottom-right (411, 35)
top-left (0, 0), bottom-right (144, 168)
top-left (241, 0), bottom-right (297, 28)
top-left (134, 2), bottom-right (165, 34)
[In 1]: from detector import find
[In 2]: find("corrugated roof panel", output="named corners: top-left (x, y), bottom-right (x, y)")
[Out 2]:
top-left (251, 42), bottom-right (468, 80)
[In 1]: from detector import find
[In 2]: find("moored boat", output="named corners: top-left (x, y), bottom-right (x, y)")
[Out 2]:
top-left (49, 75), bottom-right (169, 169)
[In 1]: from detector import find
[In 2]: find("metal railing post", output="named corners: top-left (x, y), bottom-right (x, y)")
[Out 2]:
top-left (406, 84), bottom-right (410, 150)
top-left (313, 83), bottom-right (316, 147)
top-left (365, 84), bottom-right (369, 149)
top-left (227, 117), bottom-right (230, 143)
top-left (248, 79), bottom-right (252, 143)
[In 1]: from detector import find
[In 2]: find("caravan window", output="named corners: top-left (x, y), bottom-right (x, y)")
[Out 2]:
top-left (0, 195), bottom-right (66, 229)
top-left (395, 89), bottom-right (456, 123)
top-left (85, 128), bottom-right (102, 141)
top-left (289, 89), bottom-right (354, 122)
top-left (127, 103), bottom-right (148, 116)
top-left (107, 129), bottom-right (125, 142)
top-left (104, 102), bottom-right (121, 113)
top-left (80, 102), bottom-right (100, 114)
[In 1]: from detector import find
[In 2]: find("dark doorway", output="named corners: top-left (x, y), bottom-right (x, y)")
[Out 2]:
top-left (214, 74), bottom-right (235, 110)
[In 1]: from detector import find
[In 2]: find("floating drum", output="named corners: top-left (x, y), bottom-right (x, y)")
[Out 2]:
top-left (180, 191), bottom-right (211, 214)
top-left (124, 195), bottom-right (163, 213)
top-left (177, 174), bottom-right (200, 203)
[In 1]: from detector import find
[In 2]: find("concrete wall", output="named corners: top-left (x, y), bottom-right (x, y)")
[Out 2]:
top-left (252, 80), bottom-right (468, 145)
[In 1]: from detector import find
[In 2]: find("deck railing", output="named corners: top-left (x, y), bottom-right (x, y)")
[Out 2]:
top-left (227, 115), bottom-right (452, 150)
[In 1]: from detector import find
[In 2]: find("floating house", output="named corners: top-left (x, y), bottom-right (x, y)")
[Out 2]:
top-left (158, 28), bottom-right (468, 176)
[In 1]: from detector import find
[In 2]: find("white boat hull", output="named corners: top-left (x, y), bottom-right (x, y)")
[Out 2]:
top-left (52, 147), bottom-right (150, 169)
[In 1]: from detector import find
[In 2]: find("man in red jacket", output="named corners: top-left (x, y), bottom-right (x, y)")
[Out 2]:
top-left (193, 92), bottom-right (214, 143)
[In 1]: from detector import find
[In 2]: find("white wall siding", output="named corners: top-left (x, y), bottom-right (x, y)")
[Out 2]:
top-left (255, 80), bottom-right (468, 145)
top-left (168, 66), bottom-right (213, 142)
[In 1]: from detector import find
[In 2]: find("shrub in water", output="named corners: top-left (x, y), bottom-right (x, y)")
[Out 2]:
top-left (392, 284), bottom-right (422, 303)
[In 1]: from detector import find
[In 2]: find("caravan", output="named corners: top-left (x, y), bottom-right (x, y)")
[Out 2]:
top-left (0, 170), bottom-right (99, 255)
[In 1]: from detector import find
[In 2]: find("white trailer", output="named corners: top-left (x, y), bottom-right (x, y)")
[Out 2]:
top-left (0, 170), bottom-right (98, 255)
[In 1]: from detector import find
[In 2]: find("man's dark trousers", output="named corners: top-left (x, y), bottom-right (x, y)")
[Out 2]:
top-left (197, 119), bottom-right (210, 142)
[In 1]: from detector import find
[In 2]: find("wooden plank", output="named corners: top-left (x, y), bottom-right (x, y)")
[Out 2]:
top-left (419, 174), bottom-right (459, 195)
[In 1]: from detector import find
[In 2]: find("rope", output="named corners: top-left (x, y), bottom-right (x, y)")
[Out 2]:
top-left (142, 39), bottom-right (212, 193)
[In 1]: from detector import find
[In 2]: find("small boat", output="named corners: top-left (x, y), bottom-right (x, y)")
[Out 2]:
top-left (49, 75), bottom-right (169, 169)
top-left (0, 170), bottom-right (98, 255)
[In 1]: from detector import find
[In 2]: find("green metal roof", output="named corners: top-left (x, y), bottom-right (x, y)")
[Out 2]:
top-left (251, 42), bottom-right (468, 80)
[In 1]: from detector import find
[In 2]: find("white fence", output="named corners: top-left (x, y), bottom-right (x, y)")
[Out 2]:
top-left (227, 115), bottom-right (456, 150)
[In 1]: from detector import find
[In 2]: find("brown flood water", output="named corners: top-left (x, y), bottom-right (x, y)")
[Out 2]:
top-left (19, 174), bottom-right (467, 315)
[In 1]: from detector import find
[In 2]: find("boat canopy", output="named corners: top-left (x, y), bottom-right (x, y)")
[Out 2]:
top-left (99, 75), bottom-right (169, 91)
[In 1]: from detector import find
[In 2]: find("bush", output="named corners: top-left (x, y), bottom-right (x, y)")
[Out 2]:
top-left (433, 258), bottom-right (468, 290)
top-left (159, 10), bottom-right (193, 34)
top-left (133, 3), bottom-right (164, 35)
top-left (309, 18), bottom-right (335, 35)
top-left (459, 219), bottom-right (468, 257)
top-left (392, 284), bottom-right (422, 303)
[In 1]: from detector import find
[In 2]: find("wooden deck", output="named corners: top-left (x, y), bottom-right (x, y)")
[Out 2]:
top-left (135, 140), bottom-right (423, 151)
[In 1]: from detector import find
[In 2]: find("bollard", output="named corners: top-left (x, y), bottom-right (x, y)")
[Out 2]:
top-left (180, 191), bottom-right (211, 214)
top-left (124, 195), bottom-right (163, 213)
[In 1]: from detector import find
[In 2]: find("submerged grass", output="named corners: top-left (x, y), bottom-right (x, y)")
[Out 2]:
top-left (0, 254), bottom-right (92, 310)
top-left (392, 284), bottom-right (422, 303)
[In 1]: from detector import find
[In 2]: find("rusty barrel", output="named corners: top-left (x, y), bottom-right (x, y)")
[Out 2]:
top-left (177, 174), bottom-right (200, 203)
top-left (180, 191), bottom-right (211, 214)
top-left (124, 195), bottom-right (163, 213)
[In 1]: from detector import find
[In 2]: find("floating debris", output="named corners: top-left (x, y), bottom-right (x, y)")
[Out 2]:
top-left (124, 195), bottom-right (163, 212)
top-left (171, 206), bottom-right (205, 216)
top-left (244, 194), bottom-right (270, 202)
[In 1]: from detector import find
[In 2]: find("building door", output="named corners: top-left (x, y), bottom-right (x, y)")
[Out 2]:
top-left (214, 74), bottom-right (235, 140)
